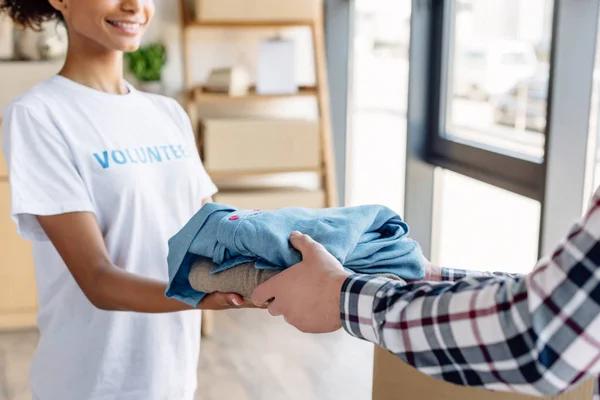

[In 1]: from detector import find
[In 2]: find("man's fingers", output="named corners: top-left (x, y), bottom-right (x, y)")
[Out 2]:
top-left (289, 231), bottom-right (323, 259)
top-left (251, 276), bottom-right (279, 306)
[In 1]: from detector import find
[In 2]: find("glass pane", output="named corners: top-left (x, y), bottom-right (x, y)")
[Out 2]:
top-left (588, 7), bottom-right (600, 200)
top-left (347, 0), bottom-right (411, 214)
top-left (435, 169), bottom-right (541, 274)
top-left (444, 0), bottom-right (554, 161)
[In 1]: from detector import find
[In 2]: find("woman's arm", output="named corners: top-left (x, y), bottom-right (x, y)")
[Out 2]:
top-left (421, 259), bottom-right (524, 282)
top-left (37, 210), bottom-right (254, 313)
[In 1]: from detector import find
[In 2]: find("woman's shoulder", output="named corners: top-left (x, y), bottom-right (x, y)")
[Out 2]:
top-left (140, 90), bottom-right (186, 117)
top-left (138, 90), bottom-right (190, 129)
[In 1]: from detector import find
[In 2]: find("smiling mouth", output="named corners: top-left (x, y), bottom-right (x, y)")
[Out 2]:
top-left (106, 19), bottom-right (144, 33)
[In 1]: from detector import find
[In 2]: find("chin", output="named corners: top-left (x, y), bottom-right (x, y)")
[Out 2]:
top-left (105, 36), bottom-right (143, 52)
top-left (120, 41), bottom-right (143, 52)
top-left (103, 24), bottom-right (146, 52)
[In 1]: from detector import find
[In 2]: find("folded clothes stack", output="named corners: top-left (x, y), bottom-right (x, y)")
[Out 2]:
top-left (187, 258), bottom-right (406, 300)
top-left (165, 203), bottom-right (425, 307)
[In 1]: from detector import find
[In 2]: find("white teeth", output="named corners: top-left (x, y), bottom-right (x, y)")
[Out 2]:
top-left (108, 20), bottom-right (141, 30)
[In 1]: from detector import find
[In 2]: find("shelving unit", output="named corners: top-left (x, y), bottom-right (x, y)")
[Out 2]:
top-left (178, 0), bottom-right (337, 338)
top-left (206, 167), bottom-right (323, 181)
top-left (178, 0), bottom-right (338, 209)
top-left (192, 84), bottom-right (319, 102)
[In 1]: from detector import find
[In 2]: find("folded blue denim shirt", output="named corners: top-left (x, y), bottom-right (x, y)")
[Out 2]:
top-left (165, 203), bottom-right (425, 306)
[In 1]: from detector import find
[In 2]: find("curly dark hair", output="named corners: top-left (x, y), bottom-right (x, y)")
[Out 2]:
top-left (0, 0), bottom-right (64, 31)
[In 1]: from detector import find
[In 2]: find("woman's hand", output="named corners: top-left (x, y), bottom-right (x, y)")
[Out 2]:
top-left (36, 211), bottom-right (265, 313)
top-left (423, 257), bottom-right (443, 281)
top-left (199, 292), bottom-right (265, 310)
top-left (405, 256), bottom-right (443, 283)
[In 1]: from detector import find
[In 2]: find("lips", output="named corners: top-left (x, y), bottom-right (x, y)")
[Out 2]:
top-left (106, 19), bottom-right (144, 34)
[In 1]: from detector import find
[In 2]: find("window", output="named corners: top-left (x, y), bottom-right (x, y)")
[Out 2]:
top-left (385, 0), bottom-right (598, 272)
top-left (587, 8), bottom-right (600, 200)
top-left (434, 169), bottom-right (541, 274)
top-left (444, 0), bottom-right (553, 160)
top-left (425, 0), bottom-right (555, 201)
top-left (500, 52), bottom-right (529, 65)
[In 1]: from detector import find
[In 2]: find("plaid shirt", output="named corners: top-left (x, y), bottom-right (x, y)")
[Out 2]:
top-left (340, 191), bottom-right (600, 399)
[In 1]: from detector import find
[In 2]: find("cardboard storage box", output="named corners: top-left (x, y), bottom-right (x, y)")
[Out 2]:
top-left (194, 0), bottom-right (321, 22)
top-left (373, 346), bottom-right (594, 400)
top-left (0, 122), bottom-right (6, 178)
top-left (0, 181), bottom-right (37, 330)
top-left (201, 118), bottom-right (321, 173)
top-left (0, 120), bottom-right (38, 331)
top-left (214, 188), bottom-right (325, 210)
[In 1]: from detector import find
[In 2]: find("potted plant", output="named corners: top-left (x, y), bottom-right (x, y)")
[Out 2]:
top-left (125, 42), bottom-right (167, 94)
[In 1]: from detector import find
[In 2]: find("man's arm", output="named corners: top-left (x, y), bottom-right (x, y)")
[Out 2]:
top-left (253, 195), bottom-right (600, 396)
top-left (341, 196), bottom-right (600, 396)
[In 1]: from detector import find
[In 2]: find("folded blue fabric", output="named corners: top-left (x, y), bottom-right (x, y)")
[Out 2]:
top-left (165, 203), bottom-right (425, 306)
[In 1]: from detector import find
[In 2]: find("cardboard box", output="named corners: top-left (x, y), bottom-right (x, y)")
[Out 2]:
top-left (201, 118), bottom-right (321, 173)
top-left (0, 181), bottom-right (37, 330)
top-left (0, 120), bottom-right (6, 178)
top-left (373, 346), bottom-right (594, 400)
top-left (0, 120), bottom-right (38, 331)
top-left (194, 0), bottom-right (321, 22)
top-left (214, 188), bottom-right (325, 210)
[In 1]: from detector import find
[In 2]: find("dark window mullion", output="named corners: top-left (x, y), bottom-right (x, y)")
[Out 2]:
top-left (428, 140), bottom-right (545, 200)
top-left (426, 0), bottom-right (547, 202)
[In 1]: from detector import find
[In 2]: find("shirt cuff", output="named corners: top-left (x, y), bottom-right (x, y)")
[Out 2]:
top-left (441, 267), bottom-right (522, 281)
top-left (440, 267), bottom-right (469, 281)
top-left (340, 274), bottom-right (392, 343)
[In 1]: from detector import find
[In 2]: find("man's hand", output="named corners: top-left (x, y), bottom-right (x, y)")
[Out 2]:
top-left (251, 231), bottom-right (351, 333)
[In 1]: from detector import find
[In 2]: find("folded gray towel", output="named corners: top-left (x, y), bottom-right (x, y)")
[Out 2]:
top-left (188, 258), bottom-right (406, 300)
top-left (189, 258), bottom-right (280, 299)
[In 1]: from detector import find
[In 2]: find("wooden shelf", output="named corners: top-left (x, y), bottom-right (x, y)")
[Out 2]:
top-left (214, 187), bottom-right (326, 210)
top-left (184, 18), bottom-right (314, 28)
top-left (207, 167), bottom-right (322, 181)
top-left (179, 0), bottom-right (338, 212)
top-left (0, 59), bottom-right (64, 68)
top-left (192, 85), bottom-right (317, 102)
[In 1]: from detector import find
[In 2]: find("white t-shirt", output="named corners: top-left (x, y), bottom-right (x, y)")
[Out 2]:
top-left (1, 75), bottom-right (218, 400)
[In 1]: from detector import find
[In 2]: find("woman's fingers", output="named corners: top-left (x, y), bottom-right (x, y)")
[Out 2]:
top-left (267, 300), bottom-right (282, 316)
top-left (211, 292), bottom-right (242, 307)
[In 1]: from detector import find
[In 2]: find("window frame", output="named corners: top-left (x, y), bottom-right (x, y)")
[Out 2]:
top-left (325, 0), bottom-right (356, 207)
top-left (425, 0), bottom-right (548, 202)
top-left (404, 0), bottom-right (600, 261)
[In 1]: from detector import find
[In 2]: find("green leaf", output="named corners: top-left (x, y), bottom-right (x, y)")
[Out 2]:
top-left (125, 42), bottom-right (167, 82)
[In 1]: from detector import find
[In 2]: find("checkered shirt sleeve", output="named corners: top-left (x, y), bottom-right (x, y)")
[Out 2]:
top-left (340, 194), bottom-right (600, 399)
